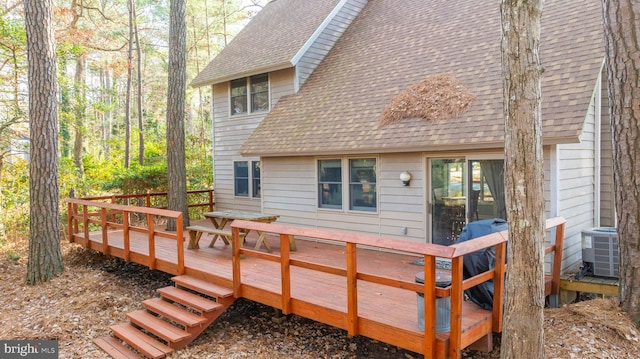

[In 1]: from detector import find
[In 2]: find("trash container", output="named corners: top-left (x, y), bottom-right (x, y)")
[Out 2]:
top-left (416, 272), bottom-right (451, 332)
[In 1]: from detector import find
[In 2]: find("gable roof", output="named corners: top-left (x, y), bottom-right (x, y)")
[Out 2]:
top-left (190, 0), bottom-right (343, 87)
top-left (240, 0), bottom-right (604, 156)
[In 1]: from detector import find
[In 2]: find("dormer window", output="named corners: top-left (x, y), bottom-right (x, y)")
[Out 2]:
top-left (231, 73), bottom-right (269, 115)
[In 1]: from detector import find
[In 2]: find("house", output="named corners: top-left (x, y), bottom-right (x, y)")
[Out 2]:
top-left (191, 0), bottom-right (610, 273)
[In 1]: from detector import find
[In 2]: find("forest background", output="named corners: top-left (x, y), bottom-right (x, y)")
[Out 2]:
top-left (0, 0), bottom-right (265, 248)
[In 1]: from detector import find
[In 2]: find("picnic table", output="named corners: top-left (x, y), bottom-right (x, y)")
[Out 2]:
top-left (187, 210), bottom-right (290, 252)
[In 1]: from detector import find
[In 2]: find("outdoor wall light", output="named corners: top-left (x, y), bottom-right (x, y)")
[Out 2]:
top-left (400, 171), bottom-right (412, 186)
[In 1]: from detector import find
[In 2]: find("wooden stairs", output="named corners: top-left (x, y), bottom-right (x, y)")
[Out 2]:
top-left (94, 275), bottom-right (236, 359)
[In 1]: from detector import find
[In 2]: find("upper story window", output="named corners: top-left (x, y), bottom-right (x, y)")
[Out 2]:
top-left (231, 73), bottom-right (269, 115)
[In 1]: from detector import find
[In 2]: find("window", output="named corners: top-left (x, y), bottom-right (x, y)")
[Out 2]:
top-left (230, 79), bottom-right (247, 115)
top-left (234, 161), bottom-right (249, 196)
top-left (349, 158), bottom-right (376, 211)
top-left (317, 158), bottom-right (377, 212)
top-left (230, 73), bottom-right (269, 115)
top-left (252, 161), bottom-right (261, 198)
top-left (234, 160), bottom-right (261, 198)
top-left (251, 74), bottom-right (269, 112)
top-left (318, 159), bottom-right (342, 209)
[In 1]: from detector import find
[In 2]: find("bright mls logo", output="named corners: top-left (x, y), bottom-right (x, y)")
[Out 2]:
top-left (1, 340), bottom-right (58, 358)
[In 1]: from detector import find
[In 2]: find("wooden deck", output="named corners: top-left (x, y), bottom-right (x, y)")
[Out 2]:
top-left (73, 220), bottom-right (473, 355)
top-left (66, 197), bottom-right (566, 359)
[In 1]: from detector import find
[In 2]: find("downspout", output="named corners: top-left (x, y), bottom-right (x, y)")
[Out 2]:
top-left (594, 62), bottom-right (604, 227)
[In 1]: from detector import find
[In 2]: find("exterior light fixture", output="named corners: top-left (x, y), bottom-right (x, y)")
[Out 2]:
top-left (400, 171), bottom-right (412, 186)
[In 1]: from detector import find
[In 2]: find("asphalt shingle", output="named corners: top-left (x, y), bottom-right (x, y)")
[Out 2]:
top-left (237, 0), bottom-right (604, 156)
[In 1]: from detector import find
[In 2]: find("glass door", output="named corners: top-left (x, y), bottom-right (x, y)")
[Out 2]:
top-left (430, 158), bottom-right (466, 245)
top-left (468, 159), bottom-right (506, 221)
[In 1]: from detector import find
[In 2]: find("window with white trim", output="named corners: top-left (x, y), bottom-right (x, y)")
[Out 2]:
top-left (230, 73), bottom-right (269, 115)
top-left (318, 159), bottom-right (342, 209)
top-left (317, 158), bottom-right (377, 212)
top-left (234, 160), bottom-right (261, 198)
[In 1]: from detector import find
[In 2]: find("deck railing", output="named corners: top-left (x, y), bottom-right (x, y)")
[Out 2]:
top-left (66, 198), bottom-right (185, 275)
top-left (78, 189), bottom-right (214, 220)
top-left (229, 217), bottom-right (566, 359)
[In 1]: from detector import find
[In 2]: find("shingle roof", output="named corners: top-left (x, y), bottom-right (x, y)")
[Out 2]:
top-left (240, 0), bottom-right (604, 156)
top-left (190, 0), bottom-right (342, 87)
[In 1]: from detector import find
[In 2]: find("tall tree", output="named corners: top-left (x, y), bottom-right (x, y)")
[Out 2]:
top-left (166, 0), bottom-right (189, 230)
top-left (601, 0), bottom-right (640, 326)
top-left (24, 0), bottom-right (64, 284)
top-left (500, 1), bottom-right (545, 358)
top-left (124, 0), bottom-right (134, 168)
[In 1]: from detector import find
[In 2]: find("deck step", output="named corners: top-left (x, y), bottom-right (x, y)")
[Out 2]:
top-left (171, 275), bottom-right (234, 298)
top-left (142, 298), bottom-right (208, 328)
top-left (110, 323), bottom-right (173, 359)
top-left (93, 336), bottom-right (142, 359)
top-left (158, 286), bottom-right (222, 313)
top-left (127, 310), bottom-right (191, 343)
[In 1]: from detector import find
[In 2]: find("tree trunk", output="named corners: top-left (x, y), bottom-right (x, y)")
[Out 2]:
top-left (500, 1), bottom-right (545, 358)
top-left (134, 3), bottom-right (144, 166)
top-left (602, 0), bottom-right (640, 327)
top-left (124, 0), bottom-right (134, 169)
top-left (73, 54), bottom-right (85, 176)
top-left (24, 0), bottom-right (63, 284)
top-left (58, 56), bottom-right (71, 158)
top-left (166, 0), bottom-right (189, 230)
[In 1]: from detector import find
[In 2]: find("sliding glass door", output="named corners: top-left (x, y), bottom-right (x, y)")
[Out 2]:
top-left (429, 157), bottom-right (506, 245)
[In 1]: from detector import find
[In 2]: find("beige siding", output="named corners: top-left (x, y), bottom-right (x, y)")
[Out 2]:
top-left (212, 68), bottom-right (296, 212)
top-left (555, 90), bottom-right (598, 272)
top-left (295, 0), bottom-right (367, 89)
top-left (261, 153), bottom-right (426, 242)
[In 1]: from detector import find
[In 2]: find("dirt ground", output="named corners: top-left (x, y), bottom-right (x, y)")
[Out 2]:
top-left (1, 239), bottom-right (639, 358)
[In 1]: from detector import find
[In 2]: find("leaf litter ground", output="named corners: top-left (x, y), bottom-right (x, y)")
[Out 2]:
top-left (1, 240), bottom-right (639, 358)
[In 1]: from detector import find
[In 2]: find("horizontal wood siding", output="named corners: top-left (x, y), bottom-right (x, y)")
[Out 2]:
top-left (296, 0), bottom-right (367, 88)
top-left (556, 93), bottom-right (597, 272)
top-left (212, 69), bottom-right (296, 212)
top-left (599, 71), bottom-right (615, 227)
top-left (261, 153), bottom-right (426, 242)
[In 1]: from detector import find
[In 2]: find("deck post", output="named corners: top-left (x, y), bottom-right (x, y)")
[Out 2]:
top-left (346, 242), bottom-right (358, 336)
top-left (231, 227), bottom-right (242, 297)
top-left (492, 240), bottom-right (507, 332)
top-left (208, 190), bottom-right (214, 211)
top-left (123, 210), bottom-right (130, 261)
top-left (423, 255), bottom-right (437, 359)
top-left (551, 223), bottom-right (565, 295)
top-left (449, 256), bottom-right (464, 359)
top-left (82, 204), bottom-right (90, 248)
top-left (176, 215), bottom-right (185, 275)
top-left (147, 213), bottom-right (156, 270)
top-left (280, 233), bottom-right (292, 314)
top-left (67, 202), bottom-right (74, 243)
top-left (101, 207), bottom-right (109, 254)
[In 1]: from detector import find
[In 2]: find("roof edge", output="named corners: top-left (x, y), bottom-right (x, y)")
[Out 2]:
top-left (290, 0), bottom-right (351, 66)
top-left (190, 61), bottom-right (295, 88)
